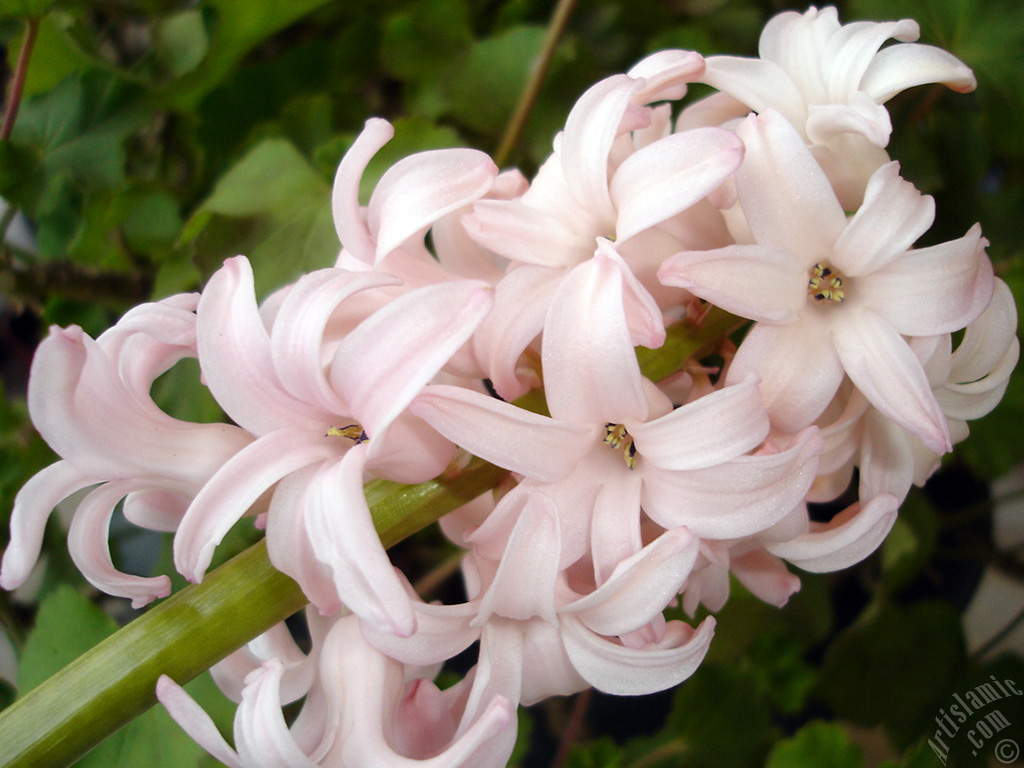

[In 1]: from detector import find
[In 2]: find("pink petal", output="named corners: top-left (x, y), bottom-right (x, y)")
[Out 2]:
top-left (365, 411), bottom-right (457, 484)
top-left (0, 461), bottom-right (93, 590)
top-left (542, 253), bottom-right (648, 425)
top-left (197, 257), bottom-right (327, 435)
top-left (333, 118), bottom-right (394, 263)
top-left (265, 467), bottom-right (344, 615)
top-left (611, 127), bottom-right (744, 244)
top-left (157, 675), bottom-right (244, 768)
top-left (175, 428), bottom-right (338, 583)
top-left (270, 268), bottom-right (401, 415)
top-left (730, 547), bottom-right (801, 607)
top-left (627, 49), bottom-right (705, 103)
top-left (473, 265), bottom-right (560, 400)
top-left (464, 199), bottom-right (590, 268)
top-left (561, 616), bottom-right (715, 695)
top-left (410, 385), bottom-right (592, 482)
top-left (561, 74), bottom-right (644, 226)
top-left (305, 445), bottom-right (416, 636)
top-left (727, 320), bottom-right (846, 433)
top-left (235, 661), bottom-right (320, 768)
top-left (630, 375), bottom-right (770, 470)
top-left (735, 110), bottom-right (847, 261)
top-left (861, 43), bottom-right (976, 103)
top-left (831, 307), bottom-right (951, 454)
top-left (589, 461), bottom-right (643, 585)
top-left (566, 527), bottom-right (699, 636)
top-left (658, 244), bottom-right (806, 323)
top-left (641, 427), bottom-right (823, 539)
top-left (593, 239), bottom-right (666, 349)
top-left (475, 491), bottom-right (561, 624)
top-left (701, 56), bottom-right (806, 128)
top-left (765, 493), bottom-right (899, 572)
top-left (68, 480), bottom-right (172, 608)
top-left (832, 162), bottom-right (935, 276)
top-left (361, 598), bottom-right (481, 668)
top-left (858, 224), bottom-right (994, 335)
top-left (368, 149), bottom-right (499, 264)
top-left (331, 280), bottom-right (494, 437)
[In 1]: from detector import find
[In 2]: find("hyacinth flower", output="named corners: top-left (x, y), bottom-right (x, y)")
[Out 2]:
top-left (412, 246), bottom-right (823, 582)
top-left (171, 256), bottom-right (493, 636)
top-left (157, 613), bottom-right (517, 768)
top-left (1, 295), bottom-right (253, 607)
top-left (659, 109), bottom-right (994, 455)
top-left (683, 5), bottom-right (977, 204)
top-left (462, 50), bottom-right (745, 399)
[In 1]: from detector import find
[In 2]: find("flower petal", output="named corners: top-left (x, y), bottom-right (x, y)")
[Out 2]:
top-left (611, 127), bottom-right (744, 244)
top-left (68, 480), bottom-right (172, 608)
top-left (305, 445), bottom-right (417, 636)
top-left (861, 42), bottom-right (976, 103)
top-left (658, 244), bottom-right (807, 324)
top-left (543, 252), bottom-right (648, 425)
top-left (630, 375), bottom-right (770, 470)
top-left (831, 307), bottom-right (951, 454)
top-left (157, 675), bottom-right (244, 768)
top-left (369, 149), bottom-right (499, 264)
top-left (333, 118), bottom-right (394, 263)
top-left (765, 493), bottom-right (899, 572)
top-left (331, 280), bottom-right (494, 437)
top-left (411, 385), bottom-right (592, 482)
top-left (561, 615), bottom-right (715, 695)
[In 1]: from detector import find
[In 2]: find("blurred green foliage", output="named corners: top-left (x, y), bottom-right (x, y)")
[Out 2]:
top-left (0, 0), bottom-right (1021, 766)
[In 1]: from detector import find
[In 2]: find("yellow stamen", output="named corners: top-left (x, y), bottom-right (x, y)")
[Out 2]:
top-left (604, 423), bottom-right (637, 470)
top-left (326, 424), bottom-right (368, 443)
top-left (808, 262), bottom-right (845, 303)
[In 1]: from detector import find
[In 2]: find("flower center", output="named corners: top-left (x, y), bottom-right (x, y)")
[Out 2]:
top-left (325, 423), bottom-right (368, 444)
top-left (603, 423), bottom-right (637, 470)
top-left (808, 262), bottom-right (846, 303)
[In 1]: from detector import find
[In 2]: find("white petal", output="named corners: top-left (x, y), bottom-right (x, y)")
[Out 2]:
top-left (861, 43), bottom-right (976, 103)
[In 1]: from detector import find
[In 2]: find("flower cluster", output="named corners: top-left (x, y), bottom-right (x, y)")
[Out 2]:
top-left (2, 6), bottom-right (1017, 767)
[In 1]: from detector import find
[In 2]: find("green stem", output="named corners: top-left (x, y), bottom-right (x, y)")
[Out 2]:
top-left (0, 458), bottom-right (508, 768)
top-left (636, 306), bottom-right (746, 383)
top-left (493, 0), bottom-right (578, 168)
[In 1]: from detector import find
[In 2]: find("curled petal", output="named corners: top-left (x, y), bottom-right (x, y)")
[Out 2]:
top-left (627, 49), bottom-right (705, 102)
top-left (157, 676), bottom-right (244, 768)
top-left (306, 445), bottom-right (416, 637)
top-left (611, 127), bottom-right (744, 244)
top-left (464, 200), bottom-right (589, 269)
top-left (333, 118), bottom-right (394, 263)
top-left (369, 149), bottom-right (499, 264)
top-left (861, 42), bottom-right (976, 102)
top-left (561, 615), bottom-right (715, 695)
top-left (175, 428), bottom-right (337, 583)
top-left (235, 661), bottom-right (320, 768)
top-left (68, 480), bottom-right (172, 608)
top-left (765, 493), bottom-right (899, 572)
top-left (566, 527), bottom-right (700, 636)
top-left (197, 257), bottom-right (326, 435)
top-left (1, 462), bottom-right (94, 590)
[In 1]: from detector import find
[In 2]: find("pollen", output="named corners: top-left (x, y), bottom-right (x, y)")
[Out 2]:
top-left (603, 423), bottom-right (638, 470)
top-left (326, 424), bottom-right (368, 444)
top-left (808, 262), bottom-right (845, 303)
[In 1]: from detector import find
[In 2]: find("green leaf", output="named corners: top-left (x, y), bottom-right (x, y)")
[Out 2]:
top-left (17, 586), bottom-right (116, 695)
top-left (0, 0), bottom-right (56, 19)
top-left (443, 25), bottom-right (547, 136)
top-left (380, 0), bottom-right (473, 83)
top-left (818, 600), bottom-right (965, 744)
top-left (182, 137), bottom-right (336, 297)
top-left (152, 9), bottom-right (210, 79)
top-left (662, 663), bottom-right (778, 768)
top-left (11, 70), bottom-right (148, 196)
top-left (765, 722), bottom-right (865, 768)
top-left (161, 0), bottom-right (336, 110)
top-left (565, 736), bottom-right (623, 768)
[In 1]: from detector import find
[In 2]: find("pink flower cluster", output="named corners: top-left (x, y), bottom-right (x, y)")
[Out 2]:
top-left (3, 7), bottom-right (1017, 767)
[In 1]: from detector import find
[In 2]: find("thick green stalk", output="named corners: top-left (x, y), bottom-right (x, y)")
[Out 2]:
top-left (0, 458), bottom-right (508, 768)
top-left (0, 309), bottom-right (738, 768)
